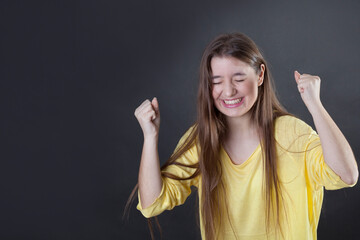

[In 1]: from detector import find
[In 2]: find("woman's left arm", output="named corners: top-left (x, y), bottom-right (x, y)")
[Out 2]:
top-left (294, 70), bottom-right (358, 185)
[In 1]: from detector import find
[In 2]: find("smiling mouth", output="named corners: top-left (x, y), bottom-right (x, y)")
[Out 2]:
top-left (223, 98), bottom-right (243, 104)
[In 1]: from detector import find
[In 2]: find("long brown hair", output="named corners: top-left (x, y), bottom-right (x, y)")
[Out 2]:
top-left (125, 32), bottom-right (290, 239)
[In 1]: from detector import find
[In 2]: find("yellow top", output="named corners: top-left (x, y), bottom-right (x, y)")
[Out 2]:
top-left (137, 115), bottom-right (357, 239)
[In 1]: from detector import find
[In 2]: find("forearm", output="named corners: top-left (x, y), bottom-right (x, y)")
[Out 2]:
top-left (309, 103), bottom-right (358, 185)
top-left (138, 135), bottom-right (163, 209)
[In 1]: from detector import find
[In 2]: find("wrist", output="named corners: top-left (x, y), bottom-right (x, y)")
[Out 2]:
top-left (308, 101), bottom-right (325, 117)
top-left (306, 99), bottom-right (323, 115)
top-left (144, 133), bottom-right (159, 142)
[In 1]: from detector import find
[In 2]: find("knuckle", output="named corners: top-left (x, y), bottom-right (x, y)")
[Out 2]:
top-left (148, 110), bottom-right (155, 116)
top-left (145, 106), bottom-right (153, 112)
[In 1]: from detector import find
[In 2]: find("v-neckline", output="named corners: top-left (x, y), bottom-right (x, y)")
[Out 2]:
top-left (221, 143), bottom-right (261, 167)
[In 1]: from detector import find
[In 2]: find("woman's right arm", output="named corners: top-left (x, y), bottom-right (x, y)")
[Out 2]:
top-left (134, 97), bottom-right (162, 209)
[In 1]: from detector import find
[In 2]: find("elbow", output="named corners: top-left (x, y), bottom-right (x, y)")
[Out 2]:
top-left (343, 168), bottom-right (359, 186)
top-left (350, 169), bottom-right (359, 185)
top-left (351, 161), bottom-right (359, 185)
top-left (345, 175), bottom-right (358, 186)
top-left (343, 158), bottom-right (359, 186)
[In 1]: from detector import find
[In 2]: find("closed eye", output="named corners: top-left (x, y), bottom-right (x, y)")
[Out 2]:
top-left (235, 79), bottom-right (245, 82)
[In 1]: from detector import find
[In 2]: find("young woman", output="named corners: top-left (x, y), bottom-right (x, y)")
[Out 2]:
top-left (132, 33), bottom-right (358, 239)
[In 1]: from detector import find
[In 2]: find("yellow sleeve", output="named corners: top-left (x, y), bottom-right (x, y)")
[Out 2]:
top-left (303, 128), bottom-right (357, 191)
top-left (275, 115), bottom-right (357, 191)
top-left (136, 126), bottom-right (200, 218)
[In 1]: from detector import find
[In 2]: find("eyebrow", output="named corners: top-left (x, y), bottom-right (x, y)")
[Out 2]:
top-left (211, 72), bottom-right (246, 79)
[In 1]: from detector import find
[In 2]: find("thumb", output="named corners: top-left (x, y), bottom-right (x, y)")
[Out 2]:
top-left (294, 70), bottom-right (301, 84)
top-left (151, 97), bottom-right (160, 115)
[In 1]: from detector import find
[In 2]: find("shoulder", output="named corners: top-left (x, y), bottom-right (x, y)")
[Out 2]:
top-left (274, 115), bottom-right (313, 134)
top-left (176, 125), bottom-right (197, 148)
top-left (172, 124), bottom-right (199, 164)
top-left (274, 115), bottom-right (317, 148)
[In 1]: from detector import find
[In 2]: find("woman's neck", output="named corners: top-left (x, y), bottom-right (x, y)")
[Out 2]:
top-left (225, 115), bottom-right (259, 142)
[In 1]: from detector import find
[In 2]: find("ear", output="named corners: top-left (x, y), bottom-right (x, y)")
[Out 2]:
top-left (258, 64), bottom-right (265, 86)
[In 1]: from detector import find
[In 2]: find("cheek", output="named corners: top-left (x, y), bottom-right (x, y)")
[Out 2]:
top-left (212, 87), bottom-right (220, 100)
top-left (244, 81), bottom-right (258, 96)
top-left (211, 88), bottom-right (222, 109)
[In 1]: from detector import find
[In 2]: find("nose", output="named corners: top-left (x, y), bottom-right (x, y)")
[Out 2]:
top-left (223, 81), bottom-right (236, 97)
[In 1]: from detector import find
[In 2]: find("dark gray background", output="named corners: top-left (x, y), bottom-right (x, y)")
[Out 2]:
top-left (1, 0), bottom-right (359, 239)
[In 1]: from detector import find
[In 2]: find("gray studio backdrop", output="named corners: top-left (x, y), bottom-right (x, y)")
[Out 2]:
top-left (1, 0), bottom-right (359, 239)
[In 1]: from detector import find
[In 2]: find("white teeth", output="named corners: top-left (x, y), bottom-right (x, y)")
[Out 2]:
top-left (224, 98), bottom-right (242, 104)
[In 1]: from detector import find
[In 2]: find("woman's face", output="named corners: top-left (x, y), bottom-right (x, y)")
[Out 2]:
top-left (210, 56), bottom-right (265, 121)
